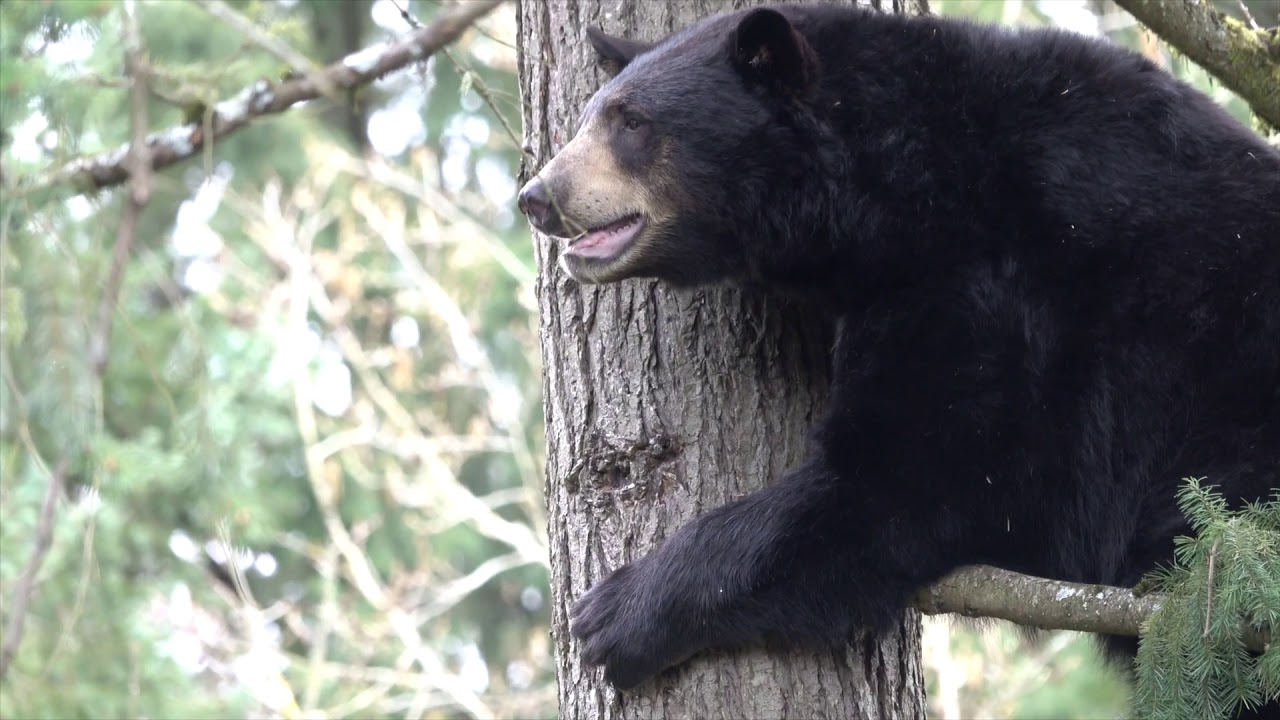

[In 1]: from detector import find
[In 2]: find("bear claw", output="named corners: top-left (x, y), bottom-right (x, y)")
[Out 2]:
top-left (569, 560), bottom-right (699, 689)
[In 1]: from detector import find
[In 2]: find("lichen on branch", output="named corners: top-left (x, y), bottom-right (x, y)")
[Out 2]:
top-left (1115, 0), bottom-right (1280, 129)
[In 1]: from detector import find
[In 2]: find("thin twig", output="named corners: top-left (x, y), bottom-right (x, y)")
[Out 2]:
top-left (397, 0), bottom-right (516, 50)
top-left (1237, 0), bottom-right (1259, 30)
top-left (389, 0), bottom-right (420, 28)
top-left (389, 0), bottom-right (523, 151)
top-left (0, 459), bottom-right (68, 681)
top-left (194, 0), bottom-right (336, 96)
top-left (443, 46), bottom-right (523, 150)
top-left (301, 547), bottom-right (339, 712)
top-left (89, 0), bottom-right (152, 376)
top-left (1203, 538), bottom-right (1219, 638)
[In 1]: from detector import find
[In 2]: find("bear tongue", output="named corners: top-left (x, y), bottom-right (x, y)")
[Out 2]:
top-left (566, 216), bottom-right (643, 260)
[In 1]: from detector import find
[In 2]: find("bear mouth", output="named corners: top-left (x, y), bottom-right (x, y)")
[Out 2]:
top-left (564, 214), bottom-right (646, 261)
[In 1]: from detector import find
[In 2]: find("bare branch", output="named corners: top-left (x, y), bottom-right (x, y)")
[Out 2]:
top-left (1203, 538), bottom-right (1219, 638)
top-left (1238, 0), bottom-right (1261, 31)
top-left (25, 0), bottom-right (505, 197)
top-left (0, 461), bottom-right (67, 681)
top-left (915, 566), bottom-right (1160, 637)
top-left (915, 565), bottom-right (1270, 654)
top-left (89, 0), bottom-right (152, 376)
top-left (1115, 0), bottom-right (1280, 128)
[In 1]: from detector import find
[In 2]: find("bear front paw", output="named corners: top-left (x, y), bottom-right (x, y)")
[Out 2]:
top-left (569, 560), bottom-right (702, 690)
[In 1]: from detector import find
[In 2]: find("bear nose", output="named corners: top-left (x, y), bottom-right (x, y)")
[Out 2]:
top-left (517, 178), bottom-right (553, 229)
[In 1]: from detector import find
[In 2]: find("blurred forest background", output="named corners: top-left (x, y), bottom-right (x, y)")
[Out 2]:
top-left (0, 1), bottom-right (1271, 718)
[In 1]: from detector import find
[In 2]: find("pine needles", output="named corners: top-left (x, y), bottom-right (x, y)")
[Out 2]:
top-left (1132, 478), bottom-right (1280, 719)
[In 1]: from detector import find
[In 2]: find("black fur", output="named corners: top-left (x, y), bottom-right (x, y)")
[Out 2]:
top-left (565, 3), bottom-right (1280, 707)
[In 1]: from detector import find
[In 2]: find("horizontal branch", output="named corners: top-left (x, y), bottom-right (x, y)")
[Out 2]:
top-left (915, 565), bottom-right (1270, 654)
top-left (1115, 0), bottom-right (1280, 129)
top-left (27, 0), bottom-right (504, 197)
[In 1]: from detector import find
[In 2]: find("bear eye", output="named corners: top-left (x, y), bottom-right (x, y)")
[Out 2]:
top-left (624, 115), bottom-right (646, 131)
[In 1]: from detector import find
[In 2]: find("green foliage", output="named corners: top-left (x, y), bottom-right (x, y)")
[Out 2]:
top-left (3, 0), bottom-right (543, 716)
top-left (1132, 479), bottom-right (1280, 720)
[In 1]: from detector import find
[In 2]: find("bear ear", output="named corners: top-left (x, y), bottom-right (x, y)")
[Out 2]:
top-left (586, 26), bottom-right (652, 78)
top-left (731, 8), bottom-right (820, 97)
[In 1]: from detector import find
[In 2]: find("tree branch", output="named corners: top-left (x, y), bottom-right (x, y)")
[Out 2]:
top-left (914, 565), bottom-right (1270, 654)
top-left (0, 460), bottom-right (68, 681)
top-left (0, 0), bottom-right (156, 683)
top-left (1114, 0), bottom-right (1280, 129)
top-left (89, 0), bottom-right (151, 376)
top-left (24, 0), bottom-right (504, 197)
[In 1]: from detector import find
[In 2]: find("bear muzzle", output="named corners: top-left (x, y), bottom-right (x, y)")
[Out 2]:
top-left (517, 177), bottom-right (568, 237)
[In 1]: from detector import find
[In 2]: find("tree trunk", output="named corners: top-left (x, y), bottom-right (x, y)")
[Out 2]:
top-left (518, 1), bottom-right (927, 718)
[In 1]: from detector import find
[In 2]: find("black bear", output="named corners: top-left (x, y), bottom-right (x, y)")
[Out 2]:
top-left (517, 0), bottom-right (1280, 702)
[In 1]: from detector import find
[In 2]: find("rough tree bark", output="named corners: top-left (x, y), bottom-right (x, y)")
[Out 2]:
top-left (518, 1), bottom-right (927, 718)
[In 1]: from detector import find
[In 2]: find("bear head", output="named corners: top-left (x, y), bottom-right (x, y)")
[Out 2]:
top-left (518, 8), bottom-right (826, 286)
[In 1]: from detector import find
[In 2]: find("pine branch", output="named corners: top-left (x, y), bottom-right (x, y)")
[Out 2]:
top-left (23, 0), bottom-right (505, 198)
top-left (1114, 0), bottom-right (1280, 128)
top-left (915, 565), bottom-right (1271, 654)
